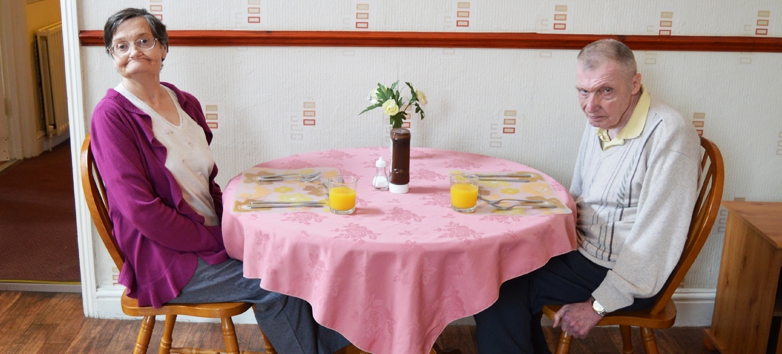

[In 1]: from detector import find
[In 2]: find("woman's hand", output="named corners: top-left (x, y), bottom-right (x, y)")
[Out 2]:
top-left (552, 300), bottom-right (603, 339)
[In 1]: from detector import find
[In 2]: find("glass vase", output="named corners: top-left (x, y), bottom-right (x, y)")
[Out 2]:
top-left (389, 127), bottom-right (410, 194)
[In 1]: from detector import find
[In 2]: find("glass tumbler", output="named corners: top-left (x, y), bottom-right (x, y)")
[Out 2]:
top-left (328, 176), bottom-right (358, 214)
top-left (450, 174), bottom-right (479, 213)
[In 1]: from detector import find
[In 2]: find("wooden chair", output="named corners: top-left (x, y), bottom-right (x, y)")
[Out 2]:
top-left (542, 136), bottom-right (725, 354)
top-left (80, 134), bottom-right (277, 354)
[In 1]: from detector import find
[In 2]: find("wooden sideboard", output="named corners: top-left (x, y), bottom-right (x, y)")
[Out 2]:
top-left (704, 202), bottom-right (782, 353)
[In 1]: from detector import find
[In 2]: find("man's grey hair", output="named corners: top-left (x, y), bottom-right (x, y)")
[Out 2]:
top-left (577, 39), bottom-right (637, 79)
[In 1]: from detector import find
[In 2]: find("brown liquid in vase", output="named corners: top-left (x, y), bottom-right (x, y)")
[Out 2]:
top-left (390, 128), bottom-right (410, 186)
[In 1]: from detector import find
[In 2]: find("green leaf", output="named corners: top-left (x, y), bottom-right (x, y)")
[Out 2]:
top-left (359, 102), bottom-right (382, 115)
top-left (415, 103), bottom-right (425, 120)
top-left (389, 115), bottom-right (403, 128)
top-left (375, 84), bottom-right (389, 101)
top-left (390, 80), bottom-right (399, 91)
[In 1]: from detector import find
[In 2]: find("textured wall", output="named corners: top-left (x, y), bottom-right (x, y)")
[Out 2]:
top-left (79, 0), bottom-right (782, 290)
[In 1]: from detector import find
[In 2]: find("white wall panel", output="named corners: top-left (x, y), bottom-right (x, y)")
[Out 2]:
top-left (77, 0), bottom-right (782, 308)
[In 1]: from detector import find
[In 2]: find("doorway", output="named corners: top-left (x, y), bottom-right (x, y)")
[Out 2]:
top-left (0, 0), bottom-right (79, 292)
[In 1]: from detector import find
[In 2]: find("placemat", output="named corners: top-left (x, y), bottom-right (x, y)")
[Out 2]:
top-left (232, 167), bottom-right (339, 213)
top-left (459, 170), bottom-right (572, 216)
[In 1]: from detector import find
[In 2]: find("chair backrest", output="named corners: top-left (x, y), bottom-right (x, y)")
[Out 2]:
top-left (647, 136), bottom-right (725, 315)
top-left (80, 133), bottom-right (125, 270)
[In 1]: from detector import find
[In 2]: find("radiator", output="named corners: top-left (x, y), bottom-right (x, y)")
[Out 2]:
top-left (36, 22), bottom-right (68, 137)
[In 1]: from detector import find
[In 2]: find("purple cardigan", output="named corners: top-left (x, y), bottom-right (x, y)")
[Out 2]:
top-left (90, 82), bottom-right (228, 308)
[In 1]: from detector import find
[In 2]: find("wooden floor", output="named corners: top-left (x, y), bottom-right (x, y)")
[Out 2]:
top-left (0, 291), bottom-right (717, 353)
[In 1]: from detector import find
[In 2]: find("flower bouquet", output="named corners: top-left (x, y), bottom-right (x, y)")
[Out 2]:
top-left (360, 81), bottom-right (426, 128)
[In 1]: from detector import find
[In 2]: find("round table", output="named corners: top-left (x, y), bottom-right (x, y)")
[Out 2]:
top-left (222, 147), bottom-right (577, 354)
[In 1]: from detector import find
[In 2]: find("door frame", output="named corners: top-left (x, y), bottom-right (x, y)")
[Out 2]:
top-left (59, 0), bottom-right (98, 315)
top-left (0, 41), bottom-right (9, 163)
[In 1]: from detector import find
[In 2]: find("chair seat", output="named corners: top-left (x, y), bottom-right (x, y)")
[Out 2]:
top-left (542, 300), bottom-right (677, 329)
top-left (121, 292), bottom-right (254, 318)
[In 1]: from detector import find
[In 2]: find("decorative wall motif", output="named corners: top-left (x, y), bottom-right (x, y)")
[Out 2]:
top-left (80, 0), bottom-right (782, 302)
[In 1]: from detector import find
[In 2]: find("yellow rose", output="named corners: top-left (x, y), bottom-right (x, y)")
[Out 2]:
top-left (382, 100), bottom-right (399, 116)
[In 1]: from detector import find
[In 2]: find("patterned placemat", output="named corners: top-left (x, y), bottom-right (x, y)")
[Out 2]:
top-left (459, 170), bottom-right (572, 216)
top-left (232, 167), bottom-right (340, 213)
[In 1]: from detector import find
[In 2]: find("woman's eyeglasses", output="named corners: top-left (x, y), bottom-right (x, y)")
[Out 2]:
top-left (108, 37), bottom-right (158, 56)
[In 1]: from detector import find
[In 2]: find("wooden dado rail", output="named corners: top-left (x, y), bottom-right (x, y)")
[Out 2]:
top-left (79, 30), bottom-right (782, 52)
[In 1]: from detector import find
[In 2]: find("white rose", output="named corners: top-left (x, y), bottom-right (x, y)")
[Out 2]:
top-left (367, 89), bottom-right (379, 104)
top-left (382, 100), bottom-right (399, 116)
top-left (415, 90), bottom-right (428, 105)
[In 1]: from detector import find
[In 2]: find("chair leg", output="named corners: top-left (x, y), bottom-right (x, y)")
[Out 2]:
top-left (620, 325), bottom-right (634, 354)
top-left (260, 328), bottom-right (277, 354)
top-left (159, 314), bottom-right (177, 354)
top-left (555, 331), bottom-right (572, 354)
top-left (220, 317), bottom-right (241, 354)
top-left (134, 315), bottom-right (156, 354)
top-left (640, 327), bottom-right (659, 354)
top-left (334, 344), bottom-right (370, 354)
top-left (432, 343), bottom-right (461, 354)
top-left (703, 335), bottom-right (717, 351)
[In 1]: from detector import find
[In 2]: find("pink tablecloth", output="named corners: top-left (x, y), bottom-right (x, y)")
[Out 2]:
top-left (222, 147), bottom-right (577, 354)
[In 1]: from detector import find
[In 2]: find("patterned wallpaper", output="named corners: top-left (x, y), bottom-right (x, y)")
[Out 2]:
top-left (80, 0), bottom-right (781, 291)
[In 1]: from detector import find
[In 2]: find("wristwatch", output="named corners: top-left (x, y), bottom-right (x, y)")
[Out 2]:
top-left (590, 296), bottom-right (606, 316)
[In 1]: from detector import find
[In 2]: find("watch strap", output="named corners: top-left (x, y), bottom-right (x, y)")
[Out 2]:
top-left (590, 296), bottom-right (606, 316)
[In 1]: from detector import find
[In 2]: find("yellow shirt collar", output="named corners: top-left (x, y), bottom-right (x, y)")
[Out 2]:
top-left (597, 85), bottom-right (650, 150)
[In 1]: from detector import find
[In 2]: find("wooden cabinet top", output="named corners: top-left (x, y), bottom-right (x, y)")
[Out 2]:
top-left (722, 201), bottom-right (782, 248)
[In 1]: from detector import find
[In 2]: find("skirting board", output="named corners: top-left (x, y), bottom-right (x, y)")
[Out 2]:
top-left (0, 282), bottom-right (81, 293)
top-left (92, 287), bottom-right (715, 327)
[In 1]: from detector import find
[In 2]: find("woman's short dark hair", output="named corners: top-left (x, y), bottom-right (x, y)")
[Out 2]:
top-left (103, 8), bottom-right (169, 55)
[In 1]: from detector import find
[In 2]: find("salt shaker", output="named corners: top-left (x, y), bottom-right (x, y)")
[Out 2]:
top-left (372, 156), bottom-right (389, 190)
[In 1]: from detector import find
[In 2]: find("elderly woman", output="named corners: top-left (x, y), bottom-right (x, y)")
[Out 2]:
top-left (90, 8), bottom-right (349, 353)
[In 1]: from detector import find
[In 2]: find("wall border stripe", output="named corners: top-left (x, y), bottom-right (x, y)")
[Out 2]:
top-left (80, 30), bottom-right (782, 52)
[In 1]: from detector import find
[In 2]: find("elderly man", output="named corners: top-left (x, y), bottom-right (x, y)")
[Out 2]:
top-left (473, 39), bottom-right (701, 353)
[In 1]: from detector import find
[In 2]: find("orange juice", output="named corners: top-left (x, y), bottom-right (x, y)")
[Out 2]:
top-left (451, 183), bottom-right (478, 209)
top-left (329, 186), bottom-right (357, 211)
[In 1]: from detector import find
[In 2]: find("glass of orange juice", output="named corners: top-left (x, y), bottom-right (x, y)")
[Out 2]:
top-left (328, 176), bottom-right (358, 214)
top-left (450, 173), bottom-right (479, 213)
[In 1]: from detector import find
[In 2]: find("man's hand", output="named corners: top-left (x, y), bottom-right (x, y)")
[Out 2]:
top-left (552, 300), bottom-right (603, 339)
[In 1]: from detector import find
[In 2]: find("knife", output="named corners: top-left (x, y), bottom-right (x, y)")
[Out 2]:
top-left (478, 178), bottom-right (530, 182)
top-left (472, 173), bottom-right (533, 178)
top-left (245, 203), bottom-right (324, 209)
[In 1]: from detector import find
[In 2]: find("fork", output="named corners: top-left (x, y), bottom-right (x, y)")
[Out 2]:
top-left (257, 171), bottom-right (321, 182)
top-left (479, 195), bottom-right (556, 209)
